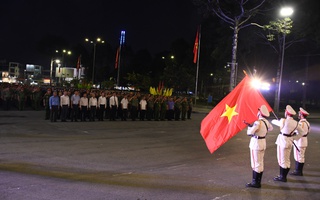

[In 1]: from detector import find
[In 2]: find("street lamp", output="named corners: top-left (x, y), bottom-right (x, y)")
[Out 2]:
top-left (274, 7), bottom-right (293, 114)
top-left (56, 49), bottom-right (72, 67)
top-left (85, 37), bottom-right (105, 84)
top-left (50, 59), bottom-right (60, 85)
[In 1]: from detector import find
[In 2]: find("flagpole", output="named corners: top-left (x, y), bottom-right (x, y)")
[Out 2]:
top-left (194, 25), bottom-right (201, 105)
top-left (116, 45), bottom-right (122, 86)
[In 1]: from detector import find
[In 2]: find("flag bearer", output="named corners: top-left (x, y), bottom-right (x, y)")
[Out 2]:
top-left (245, 105), bottom-right (273, 188)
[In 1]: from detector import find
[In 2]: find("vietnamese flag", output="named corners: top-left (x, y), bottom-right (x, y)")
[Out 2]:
top-left (193, 27), bottom-right (199, 64)
top-left (200, 75), bottom-right (272, 154)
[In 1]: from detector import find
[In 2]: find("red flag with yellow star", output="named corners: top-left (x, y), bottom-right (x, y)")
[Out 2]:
top-left (200, 75), bottom-right (272, 154)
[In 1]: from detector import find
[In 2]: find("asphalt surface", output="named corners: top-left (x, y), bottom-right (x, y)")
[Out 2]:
top-left (0, 107), bottom-right (319, 200)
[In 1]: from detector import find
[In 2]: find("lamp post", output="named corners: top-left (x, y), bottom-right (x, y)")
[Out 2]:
top-left (50, 59), bottom-right (60, 85)
top-left (274, 7), bottom-right (293, 114)
top-left (85, 37), bottom-right (105, 84)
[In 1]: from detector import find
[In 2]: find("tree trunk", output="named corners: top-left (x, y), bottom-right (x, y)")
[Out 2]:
top-left (230, 24), bottom-right (239, 91)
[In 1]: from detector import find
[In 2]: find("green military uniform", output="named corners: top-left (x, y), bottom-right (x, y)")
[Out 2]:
top-left (18, 89), bottom-right (26, 111)
top-left (181, 98), bottom-right (187, 121)
top-left (130, 97), bottom-right (139, 121)
top-left (154, 98), bottom-right (161, 121)
top-left (43, 92), bottom-right (51, 119)
top-left (146, 97), bottom-right (154, 120)
top-left (32, 89), bottom-right (42, 110)
top-left (174, 99), bottom-right (181, 121)
top-left (160, 98), bottom-right (167, 121)
top-left (187, 98), bottom-right (193, 119)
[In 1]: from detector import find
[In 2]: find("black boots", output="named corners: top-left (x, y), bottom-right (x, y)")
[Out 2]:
top-left (246, 171), bottom-right (262, 188)
top-left (274, 167), bottom-right (290, 182)
top-left (290, 161), bottom-right (304, 176)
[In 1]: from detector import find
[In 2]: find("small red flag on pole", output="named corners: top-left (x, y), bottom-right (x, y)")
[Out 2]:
top-left (76, 55), bottom-right (81, 72)
top-left (193, 27), bottom-right (200, 64)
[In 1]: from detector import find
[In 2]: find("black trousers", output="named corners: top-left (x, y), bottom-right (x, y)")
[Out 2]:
top-left (90, 106), bottom-right (96, 121)
top-left (131, 106), bottom-right (137, 120)
top-left (61, 105), bottom-right (69, 121)
top-left (50, 105), bottom-right (59, 122)
top-left (81, 106), bottom-right (88, 121)
top-left (110, 105), bottom-right (117, 120)
top-left (122, 109), bottom-right (128, 120)
top-left (71, 104), bottom-right (79, 121)
top-left (98, 105), bottom-right (105, 121)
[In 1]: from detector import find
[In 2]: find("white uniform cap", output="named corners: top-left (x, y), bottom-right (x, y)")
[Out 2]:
top-left (286, 105), bottom-right (296, 115)
top-left (299, 107), bottom-right (309, 115)
top-left (259, 105), bottom-right (270, 117)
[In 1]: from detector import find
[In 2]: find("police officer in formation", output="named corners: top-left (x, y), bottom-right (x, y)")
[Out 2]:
top-left (245, 105), bottom-right (273, 188)
top-left (291, 107), bottom-right (310, 176)
top-left (272, 105), bottom-right (304, 182)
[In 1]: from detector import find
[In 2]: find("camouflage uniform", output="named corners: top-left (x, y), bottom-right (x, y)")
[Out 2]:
top-left (18, 88), bottom-right (26, 111)
top-left (43, 90), bottom-right (51, 119)
top-left (153, 97), bottom-right (161, 121)
top-left (146, 96), bottom-right (154, 121)
top-left (181, 97), bottom-right (188, 121)
top-left (174, 98), bottom-right (181, 121)
top-left (160, 97), bottom-right (167, 121)
top-left (130, 96), bottom-right (139, 121)
top-left (32, 87), bottom-right (41, 111)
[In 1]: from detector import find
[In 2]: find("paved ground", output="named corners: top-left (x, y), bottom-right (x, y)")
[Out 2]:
top-left (0, 107), bottom-right (319, 200)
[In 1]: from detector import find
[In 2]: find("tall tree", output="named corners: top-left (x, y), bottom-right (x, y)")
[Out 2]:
top-left (193, 0), bottom-right (266, 91)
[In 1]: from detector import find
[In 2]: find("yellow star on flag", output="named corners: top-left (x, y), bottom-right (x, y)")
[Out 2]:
top-left (220, 104), bottom-right (239, 123)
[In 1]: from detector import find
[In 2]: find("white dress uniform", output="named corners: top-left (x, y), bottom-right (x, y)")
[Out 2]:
top-left (272, 105), bottom-right (304, 182)
top-left (246, 105), bottom-right (273, 188)
top-left (291, 107), bottom-right (310, 176)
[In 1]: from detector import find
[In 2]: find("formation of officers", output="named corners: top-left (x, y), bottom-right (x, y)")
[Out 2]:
top-left (43, 88), bottom-right (194, 123)
top-left (245, 104), bottom-right (311, 189)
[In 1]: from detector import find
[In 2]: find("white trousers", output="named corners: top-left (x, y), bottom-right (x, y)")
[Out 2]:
top-left (250, 149), bottom-right (265, 173)
top-left (293, 146), bottom-right (306, 163)
top-left (277, 144), bottom-right (292, 168)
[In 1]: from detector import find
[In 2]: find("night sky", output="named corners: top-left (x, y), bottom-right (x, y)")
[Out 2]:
top-left (0, 0), bottom-right (201, 67)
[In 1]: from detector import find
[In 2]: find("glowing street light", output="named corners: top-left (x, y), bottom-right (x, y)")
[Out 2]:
top-left (280, 7), bottom-right (294, 17)
top-left (56, 49), bottom-right (72, 66)
top-left (85, 37), bottom-right (105, 84)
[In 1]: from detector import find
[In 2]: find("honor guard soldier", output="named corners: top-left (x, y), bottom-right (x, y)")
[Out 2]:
top-left (272, 105), bottom-right (304, 182)
top-left (290, 107), bottom-right (310, 176)
top-left (245, 105), bottom-right (273, 188)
